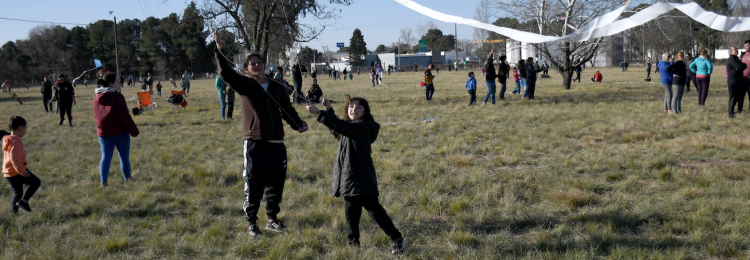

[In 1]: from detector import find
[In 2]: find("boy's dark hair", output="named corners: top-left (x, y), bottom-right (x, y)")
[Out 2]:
top-left (499, 55), bottom-right (507, 61)
top-left (97, 72), bottom-right (117, 87)
top-left (243, 53), bottom-right (264, 70)
top-left (745, 39), bottom-right (750, 46)
top-left (468, 72), bottom-right (474, 77)
top-left (8, 116), bottom-right (26, 131)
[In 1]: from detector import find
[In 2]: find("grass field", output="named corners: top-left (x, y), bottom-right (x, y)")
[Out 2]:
top-left (2, 66), bottom-right (750, 259)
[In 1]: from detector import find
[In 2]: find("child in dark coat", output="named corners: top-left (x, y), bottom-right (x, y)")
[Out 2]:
top-left (305, 97), bottom-right (404, 254)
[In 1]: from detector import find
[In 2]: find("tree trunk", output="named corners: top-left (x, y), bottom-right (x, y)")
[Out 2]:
top-left (562, 69), bottom-right (574, 89)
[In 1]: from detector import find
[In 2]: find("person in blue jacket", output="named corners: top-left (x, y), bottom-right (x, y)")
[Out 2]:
top-left (689, 49), bottom-right (714, 106)
top-left (465, 72), bottom-right (477, 106)
top-left (657, 53), bottom-right (674, 113)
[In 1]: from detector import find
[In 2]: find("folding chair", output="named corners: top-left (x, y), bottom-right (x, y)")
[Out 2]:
top-left (137, 91), bottom-right (157, 115)
top-left (170, 90), bottom-right (188, 112)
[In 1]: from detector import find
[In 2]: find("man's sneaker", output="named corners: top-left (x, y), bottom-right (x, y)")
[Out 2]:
top-left (266, 219), bottom-right (286, 233)
top-left (391, 237), bottom-right (405, 254)
top-left (16, 200), bottom-right (31, 212)
top-left (11, 206), bottom-right (18, 214)
top-left (101, 182), bottom-right (108, 188)
top-left (248, 224), bottom-right (263, 238)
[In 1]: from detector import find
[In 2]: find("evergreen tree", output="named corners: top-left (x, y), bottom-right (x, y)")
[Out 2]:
top-left (348, 28), bottom-right (367, 66)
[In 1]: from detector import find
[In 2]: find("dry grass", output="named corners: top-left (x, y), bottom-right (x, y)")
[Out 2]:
top-left (2, 66), bottom-right (750, 259)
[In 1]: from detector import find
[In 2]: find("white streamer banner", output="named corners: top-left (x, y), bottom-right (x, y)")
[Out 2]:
top-left (393, 0), bottom-right (750, 43)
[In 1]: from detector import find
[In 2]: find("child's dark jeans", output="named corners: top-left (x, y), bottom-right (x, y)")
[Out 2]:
top-left (344, 195), bottom-right (402, 245)
top-left (468, 89), bottom-right (476, 105)
top-left (5, 170), bottom-right (41, 211)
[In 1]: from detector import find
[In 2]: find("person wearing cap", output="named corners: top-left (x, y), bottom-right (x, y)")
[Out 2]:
top-left (55, 74), bottom-right (75, 126)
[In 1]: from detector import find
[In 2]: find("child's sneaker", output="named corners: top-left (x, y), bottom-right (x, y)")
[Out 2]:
top-left (16, 200), bottom-right (31, 212)
top-left (247, 224), bottom-right (263, 238)
top-left (391, 237), bottom-right (405, 254)
top-left (266, 219), bottom-right (286, 233)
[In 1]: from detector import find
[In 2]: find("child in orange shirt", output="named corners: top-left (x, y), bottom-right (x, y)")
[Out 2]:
top-left (3, 116), bottom-right (41, 213)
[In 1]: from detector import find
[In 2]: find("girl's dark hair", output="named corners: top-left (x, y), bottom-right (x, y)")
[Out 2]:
top-left (8, 116), bottom-right (26, 131)
top-left (97, 72), bottom-right (117, 86)
top-left (308, 83), bottom-right (319, 92)
top-left (468, 72), bottom-right (473, 77)
top-left (334, 95), bottom-right (374, 139)
top-left (517, 59), bottom-right (525, 68)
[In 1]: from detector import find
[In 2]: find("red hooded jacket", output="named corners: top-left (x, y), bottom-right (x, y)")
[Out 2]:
top-left (93, 91), bottom-right (139, 137)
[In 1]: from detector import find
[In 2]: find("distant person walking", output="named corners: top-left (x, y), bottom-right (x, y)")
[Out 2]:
top-left (181, 71), bottom-right (193, 94)
top-left (657, 53), bottom-right (674, 114)
top-left (217, 76), bottom-right (228, 119)
top-left (511, 67), bottom-right (521, 94)
top-left (424, 64), bottom-right (436, 101)
top-left (738, 41), bottom-right (750, 112)
top-left (93, 72), bottom-right (139, 187)
top-left (667, 52), bottom-right (687, 114)
top-left (645, 57), bottom-right (652, 80)
top-left (465, 72), bottom-right (477, 106)
top-left (55, 75), bottom-right (75, 126)
top-left (41, 76), bottom-right (53, 113)
top-left (727, 46), bottom-right (747, 117)
top-left (497, 55), bottom-right (510, 100)
top-left (370, 69), bottom-right (376, 87)
top-left (311, 68), bottom-right (318, 84)
top-left (523, 57), bottom-right (544, 99)
top-left (482, 49), bottom-right (498, 105)
top-left (689, 49), bottom-right (713, 106)
top-left (342, 68), bottom-right (348, 81)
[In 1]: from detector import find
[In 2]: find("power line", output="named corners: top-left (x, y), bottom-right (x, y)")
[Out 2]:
top-left (0, 17), bottom-right (82, 26)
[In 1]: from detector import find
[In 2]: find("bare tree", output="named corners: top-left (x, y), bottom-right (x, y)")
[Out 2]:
top-left (473, 0), bottom-right (491, 59)
top-left (490, 0), bottom-right (626, 89)
top-left (416, 21), bottom-right (438, 37)
top-left (399, 27), bottom-right (415, 52)
top-left (201, 0), bottom-right (351, 63)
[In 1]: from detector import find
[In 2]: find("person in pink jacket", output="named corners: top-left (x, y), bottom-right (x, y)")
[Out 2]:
top-left (3, 116), bottom-right (41, 213)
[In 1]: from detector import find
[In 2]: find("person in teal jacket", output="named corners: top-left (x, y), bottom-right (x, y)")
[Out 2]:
top-left (216, 76), bottom-right (228, 119)
top-left (689, 49), bottom-right (713, 106)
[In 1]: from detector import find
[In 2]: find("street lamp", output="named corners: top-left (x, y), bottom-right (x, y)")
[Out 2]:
top-left (398, 34), bottom-right (408, 72)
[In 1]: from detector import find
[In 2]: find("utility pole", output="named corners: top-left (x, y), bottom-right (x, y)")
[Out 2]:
top-left (114, 16), bottom-right (120, 78)
top-left (398, 37), bottom-right (400, 70)
top-left (455, 23), bottom-right (459, 69)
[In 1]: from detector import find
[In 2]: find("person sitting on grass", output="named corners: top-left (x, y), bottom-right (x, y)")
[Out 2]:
top-left (306, 83), bottom-right (323, 104)
top-left (305, 97), bottom-right (405, 254)
top-left (591, 70), bottom-right (603, 82)
top-left (466, 72), bottom-right (477, 106)
top-left (3, 116), bottom-right (41, 214)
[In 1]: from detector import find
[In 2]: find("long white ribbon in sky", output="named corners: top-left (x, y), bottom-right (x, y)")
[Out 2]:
top-left (393, 0), bottom-right (750, 43)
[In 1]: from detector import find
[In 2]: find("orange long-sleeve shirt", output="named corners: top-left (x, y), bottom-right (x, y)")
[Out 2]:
top-left (2, 135), bottom-right (27, 177)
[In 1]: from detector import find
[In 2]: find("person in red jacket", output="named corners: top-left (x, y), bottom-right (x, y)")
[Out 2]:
top-left (93, 72), bottom-right (140, 187)
top-left (591, 70), bottom-right (603, 82)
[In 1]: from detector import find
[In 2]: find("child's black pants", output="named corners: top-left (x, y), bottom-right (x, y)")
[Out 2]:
top-left (5, 170), bottom-right (41, 210)
top-left (226, 102), bottom-right (234, 119)
top-left (344, 195), bottom-right (402, 245)
top-left (243, 140), bottom-right (287, 224)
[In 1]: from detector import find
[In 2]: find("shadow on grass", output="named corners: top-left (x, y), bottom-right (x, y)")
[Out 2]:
top-left (410, 208), bottom-right (687, 256)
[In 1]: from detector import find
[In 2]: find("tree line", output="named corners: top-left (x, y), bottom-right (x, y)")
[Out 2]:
top-left (0, 2), bottom-right (214, 84)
